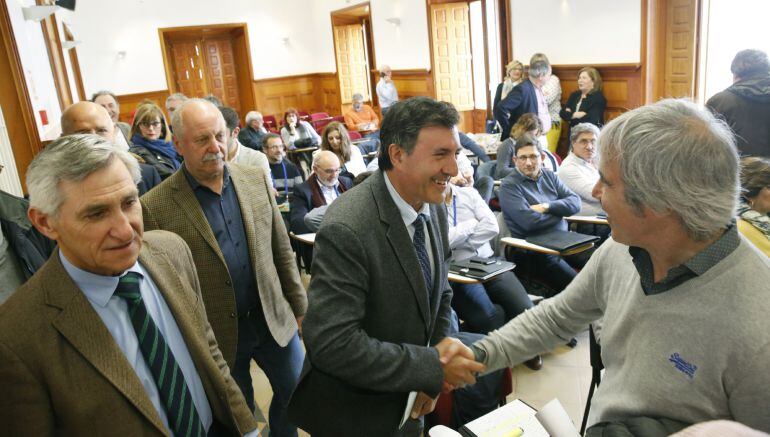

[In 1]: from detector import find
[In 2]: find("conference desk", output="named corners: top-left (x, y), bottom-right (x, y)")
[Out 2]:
top-left (565, 215), bottom-right (609, 226)
top-left (500, 236), bottom-right (595, 257)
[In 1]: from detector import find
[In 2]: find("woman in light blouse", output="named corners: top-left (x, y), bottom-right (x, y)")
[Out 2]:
top-left (319, 122), bottom-right (367, 177)
top-left (493, 60), bottom-right (524, 111)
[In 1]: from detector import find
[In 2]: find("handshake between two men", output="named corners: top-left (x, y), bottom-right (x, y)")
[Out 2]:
top-left (410, 337), bottom-right (487, 419)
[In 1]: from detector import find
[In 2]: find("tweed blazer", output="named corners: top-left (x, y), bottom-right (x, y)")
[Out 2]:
top-left (140, 163), bottom-right (307, 367)
top-left (0, 231), bottom-right (258, 436)
top-left (288, 170), bottom-right (454, 436)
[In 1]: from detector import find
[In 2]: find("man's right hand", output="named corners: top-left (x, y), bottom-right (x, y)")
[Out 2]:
top-left (434, 337), bottom-right (486, 389)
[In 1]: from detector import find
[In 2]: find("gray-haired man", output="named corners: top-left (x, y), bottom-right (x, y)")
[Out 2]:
top-left (474, 99), bottom-right (770, 434)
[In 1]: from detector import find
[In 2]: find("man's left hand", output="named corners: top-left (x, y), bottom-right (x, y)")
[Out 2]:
top-left (530, 203), bottom-right (548, 214)
top-left (410, 392), bottom-right (438, 419)
top-left (296, 315), bottom-right (304, 337)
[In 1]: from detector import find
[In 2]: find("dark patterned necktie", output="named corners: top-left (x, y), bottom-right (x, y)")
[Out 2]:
top-left (413, 214), bottom-right (433, 293)
top-left (114, 272), bottom-right (205, 437)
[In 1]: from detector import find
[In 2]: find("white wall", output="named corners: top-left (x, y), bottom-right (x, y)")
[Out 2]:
top-left (68, 0), bottom-right (431, 97)
top-left (510, 0), bottom-right (641, 65)
top-left (6, 0), bottom-right (63, 140)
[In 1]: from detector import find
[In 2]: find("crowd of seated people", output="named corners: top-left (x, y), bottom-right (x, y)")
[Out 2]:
top-left (4, 46), bottom-right (770, 437)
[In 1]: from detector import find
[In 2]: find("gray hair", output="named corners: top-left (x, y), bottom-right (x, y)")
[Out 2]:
top-left (352, 93), bottom-right (364, 102)
top-left (569, 123), bottom-right (601, 144)
top-left (27, 134), bottom-right (141, 216)
top-left (90, 90), bottom-right (119, 108)
top-left (731, 49), bottom-right (770, 79)
top-left (312, 150), bottom-right (339, 168)
top-left (165, 92), bottom-right (188, 107)
top-left (171, 98), bottom-right (218, 141)
top-left (245, 111), bottom-right (263, 125)
top-left (528, 60), bottom-right (550, 79)
top-left (598, 98), bottom-right (739, 241)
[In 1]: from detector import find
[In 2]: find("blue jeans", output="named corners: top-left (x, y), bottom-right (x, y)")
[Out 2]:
top-left (451, 271), bottom-right (533, 334)
top-left (232, 315), bottom-right (304, 437)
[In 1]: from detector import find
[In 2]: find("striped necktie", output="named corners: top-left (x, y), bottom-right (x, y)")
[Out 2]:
top-left (413, 214), bottom-right (433, 294)
top-left (114, 272), bottom-right (205, 437)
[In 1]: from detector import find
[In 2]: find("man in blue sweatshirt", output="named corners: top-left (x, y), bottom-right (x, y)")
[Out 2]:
top-left (499, 133), bottom-right (582, 295)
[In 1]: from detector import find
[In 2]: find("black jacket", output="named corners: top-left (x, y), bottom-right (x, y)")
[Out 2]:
top-left (130, 146), bottom-right (179, 181)
top-left (560, 90), bottom-right (607, 129)
top-left (238, 126), bottom-right (268, 152)
top-left (0, 191), bottom-right (56, 280)
top-left (290, 175), bottom-right (353, 235)
top-left (138, 163), bottom-right (161, 195)
top-left (707, 75), bottom-right (770, 157)
top-left (493, 80), bottom-right (539, 139)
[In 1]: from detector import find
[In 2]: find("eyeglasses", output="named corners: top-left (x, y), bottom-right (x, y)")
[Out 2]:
top-left (515, 154), bottom-right (541, 162)
top-left (139, 121), bottom-right (162, 129)
top-left (317, 167), bottom-right (341, 176)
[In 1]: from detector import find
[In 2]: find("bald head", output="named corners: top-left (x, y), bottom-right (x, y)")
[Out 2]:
top-left (171, 98), bottom-right (224, 142)
top-left (313, 150), bottom-right (342, 187)
top-left (60, 101), bottom-right (116, 141)
top-left (172, 99), bottom-right (228, 183)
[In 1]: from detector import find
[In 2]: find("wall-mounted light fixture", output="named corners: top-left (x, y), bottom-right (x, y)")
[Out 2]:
top-left (281, 37), bottom-right (290, 46)
top-left (385, 17), bottom-right (401, 27)
top-left (22, 5), bottom-right (59, 22)
top-left (62, 40), bottom-right (80, 50)
top-left (116, 51), bottom-right (127, 60)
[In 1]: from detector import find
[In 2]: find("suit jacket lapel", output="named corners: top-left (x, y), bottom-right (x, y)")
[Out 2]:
top-left (169, 169), bottom-right (227, 266)
top-left (45, 252), bottom-right (168, 435)
top-left (372, 172), bottom-right (431, 333)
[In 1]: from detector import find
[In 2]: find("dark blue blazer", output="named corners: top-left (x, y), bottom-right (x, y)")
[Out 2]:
top-left (493, 79), bottom-right (539, 139)
top-left (289, 176), bottom-right (353, 235)
top-left (138, 163), bottom-right (161, 195)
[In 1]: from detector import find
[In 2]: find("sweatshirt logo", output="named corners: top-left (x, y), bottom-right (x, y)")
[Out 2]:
top-left (669, 353), bottom-right (697, 379)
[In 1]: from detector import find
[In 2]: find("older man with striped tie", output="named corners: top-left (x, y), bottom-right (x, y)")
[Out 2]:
top-left (0, 134), bottom-right (258, 436)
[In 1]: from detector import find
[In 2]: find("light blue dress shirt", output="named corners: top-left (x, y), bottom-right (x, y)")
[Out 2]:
top-left (383, 171), bottom-right (434, 275)
top-left (60, 252), bottom-right (213, 434)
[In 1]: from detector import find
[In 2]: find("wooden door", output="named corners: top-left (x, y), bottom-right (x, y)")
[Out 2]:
top-left (170, 40), bottom-right (207, 98)
top-left (334, 24), bottom-right (371, 104)
top-left (431, 2), bottom-right (474, 111)
top-left (204, 38), bottom-right (241, 112)
top-left (663, 0), bottom-right (699, 97)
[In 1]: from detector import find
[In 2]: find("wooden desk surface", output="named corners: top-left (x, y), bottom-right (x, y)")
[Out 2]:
top-left (288, 146), bottom-right (318, 154)
top-left (565, 215), bottom-right (609, 225)
top-left (447, 272), bottom-right (480, 284)
top-left (501, 237), bottom-right (594, 256)
top-left (290, 232), bottom-right (316, 245)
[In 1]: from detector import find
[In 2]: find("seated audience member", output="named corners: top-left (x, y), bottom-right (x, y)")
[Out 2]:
top-left (499, 133), bottom-right (582, 295)
top-left (218, 106), bottom-right (270, 174)
top-left (129, 101), bottom-right (180, 180)
top-left (376, 65), bottom-right (399, 116)
top-left (559, 67), bottom-right (607, 141)
top-left (91, 90), bottom-right (131, 149)
top-left (707, 49), bottom-right (770, 158)
top-left (280, 107), bottom-right (321, 150)
top-left (444, 172), bottom-right (541, 370)
top-left (494, 59), bottom-right (552, 140)
top-left (239, 110), bottom-right (269, 151)
top-left (530, 53), bottom-right (563, 153)
top-left (343, 93), bottom-right (379, 133)
top-left (290, 151), bottom-right (352, 234)
top-left (558, 123), bottom-right (604, 216)
top-left (472, 99), bottom-right (770, 435)
top-left (0, 134), bottom-right (258, 436)
top-left (738, 156), bottom-right (770, 256)
top-left (60, 101), bottom-right (161, 195)
top-left (456, 150), bottom-right (494, 204)
top-left (164, 92), bottom-right (188, 120)
top-left (202, 94), bottom-right (223, 106)
top-left (319, 121), bottom-right (367, 177)
top-left (264, 133), bottom-right (304, 205)
top-left (493, 60), bottom-right (524, 112)
top-left (0, 174), bottom-right (55, 303)
top-left (459, 131), bottom-right (491, 162)
top-left (495, 113), bottom-right (543, 180)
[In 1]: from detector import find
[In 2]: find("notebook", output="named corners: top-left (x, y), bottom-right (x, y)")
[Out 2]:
top-left (449, 257), bottom-right (515, 281)
top-left (525, 230), bottom-right (599, 253)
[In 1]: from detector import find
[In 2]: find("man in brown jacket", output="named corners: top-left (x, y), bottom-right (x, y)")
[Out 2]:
top-left (141, 99), bottom-right (306, 437)
top-left (0, 134), bottom-right (258, 436)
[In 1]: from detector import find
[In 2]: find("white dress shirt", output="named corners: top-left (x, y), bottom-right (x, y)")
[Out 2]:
top-left (383, 172), bottom-right (434, 277)
top-left (446, 185), bottom-right (498, 261)
top-left (376, 79), bottom-right (399, 109)
top-left (60, 253), bottom-right (213, 435)
top-left (317, 179), bottom-right (341, 205)
top-left (343, 145), bottom-right (368, 176)
top-left (557, 152), bottom-right (604, 216)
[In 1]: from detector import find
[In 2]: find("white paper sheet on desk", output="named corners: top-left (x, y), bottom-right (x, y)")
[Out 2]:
top-left (463, 399), bottom-right (548, 437)
top-left (400, 391), bottom-right (418, 429)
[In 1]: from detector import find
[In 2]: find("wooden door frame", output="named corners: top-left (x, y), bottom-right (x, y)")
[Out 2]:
top-left (330, 2), bottom-right (376, 111)
top-left (158, 23), bottom-right (256, 119)
top-left (63, 23), bottom-right (86, 101)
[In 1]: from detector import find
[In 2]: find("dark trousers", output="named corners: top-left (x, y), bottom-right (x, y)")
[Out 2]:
top-left (510, 251), bottom-right (579, 297)
top-left (231, 315), bottom-right (304, 437)
top-left (451, 271), bottom-right (533, 334)
top-left (474, 176), bottom-right (495, 204)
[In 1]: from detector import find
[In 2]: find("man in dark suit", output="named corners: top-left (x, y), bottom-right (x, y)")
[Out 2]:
top-left (239, 110), bottom-right (269, 151)
top-left (0, 134), bottom-right (258, 435)
top-left (60, 101), bottom-right (161, 195)
top-left (494, 59), bottom-right (553, 139)
top-left (288, 97), bottom-right (485, 436)
top-left (141, 99), bottom-right (307, 437)
top-left (290, 150), bottom-right (352, 234)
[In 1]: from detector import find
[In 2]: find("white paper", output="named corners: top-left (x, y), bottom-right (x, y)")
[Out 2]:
top-left (400, 391), bottom-right (418, 429)
top-left (428, 425), bottom-right (463, 437)
top-left (463, 399), bottom-right (548, 437)
top-left (535, 398), bottom-right (581, 437)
